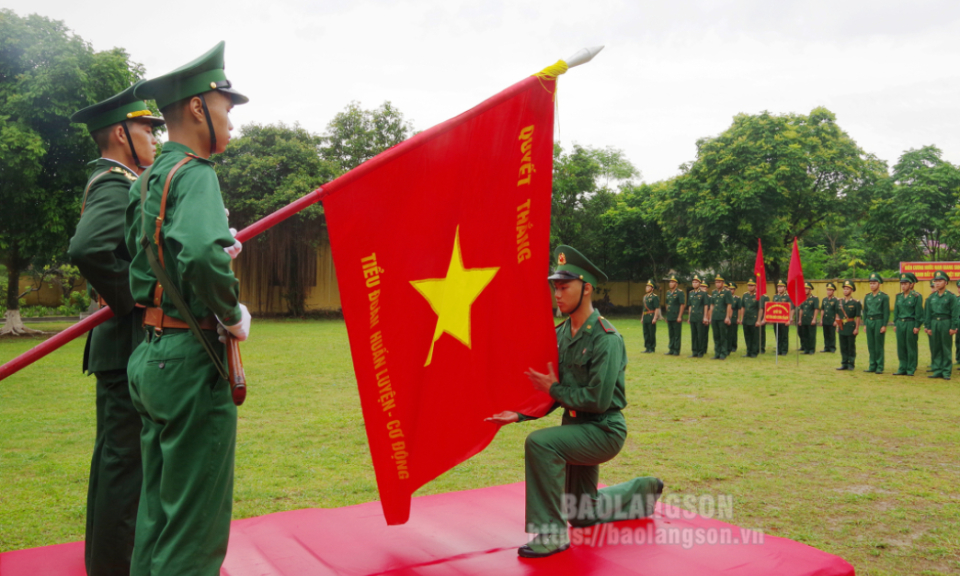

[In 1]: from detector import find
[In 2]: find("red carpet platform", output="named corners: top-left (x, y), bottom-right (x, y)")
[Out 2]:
top-left (1, 482), bottom-right (853, 575)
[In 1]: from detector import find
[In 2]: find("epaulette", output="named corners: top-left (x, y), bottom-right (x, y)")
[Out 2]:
top-left (109, 166), bottom-right (137, 182)
top-left (598, 316), bottom-right (616, 333)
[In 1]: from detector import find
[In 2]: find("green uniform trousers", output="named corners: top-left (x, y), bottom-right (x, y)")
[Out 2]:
top-left (895, 320), bottom-right (920, 375)
top-left (711, 320), bottom-right (728, 358)
top-left (524, 411), bottom-right (660, 533)
top-left (642, 319), bottom-right (656, 352)
top-left (727, 322), bottom-right (738, 352)
top-left (928, 319), bottom-right (954, 378)
top-left (798, 324), bottom-right (816, 353)
top-left (699, 322), bottom-right (710, 356)
top-left (775, 324), bottom-right (789, 355)
top-left (742, 325), bottom-right (759, 356)
top-left (864, 318), bottom-right (885, 372)
top-left (822, 324), bottom-right (836, 352)
top-left (128, 329), bottom-right (237, 576)
top-left (955, 330), bottom-right (959, 365)
top-left (667, 320), bottom-right (682, 355)
top-left (690, 321), bottom-right (707, 356)
top-left (839, 333), bottom-right (857, 368)
top-left (760, 324), bottom-right (767, 353)
top-left (86, 369), bottom-right (142, 576)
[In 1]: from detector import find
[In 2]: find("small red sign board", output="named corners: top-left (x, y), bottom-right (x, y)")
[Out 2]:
top-left (765, 301), bottom-right (791, 324)
top-left (900, 262), bottom-right (960, 281)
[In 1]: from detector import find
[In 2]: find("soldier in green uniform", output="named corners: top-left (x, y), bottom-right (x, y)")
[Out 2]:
top-left (710, 275), bottom-right (733, 359)
top-left (68, 82), bottom-right (164, 576)
top-left (924, 271), bottom-right (957, 380)
top-left (687, 276), bottom-right (708, 358)
top-left (772, 280), bottom-right (792, 356)
top-left (759, 285), bottom-right (770, 353)
top-left (819, 282), bottom-right (840, 352)
top-left (893, 273), bottom-right (923, 376)
top-left (862, 272), bottom-right (890, 374)
top-left (955, 280), bottom-right (960, 369)
top-left (738, 279), bottom-right (763, 357)
top-left (797, 282), bottom-right (819, 354)
top-left (701, 281), bottom-right (712, 356)
top-left (487, 246), bottom-right (663, 558)
top-left (726, 282), bottom-right (740, 353)
top-left (125, 42), bottom-right (251, 576)
top-left (641, 279), bottom-right (660, 353)
top-left (836, 280), bottom-right (861, 370)
top-left (664, 275), bottom-right (685, 356)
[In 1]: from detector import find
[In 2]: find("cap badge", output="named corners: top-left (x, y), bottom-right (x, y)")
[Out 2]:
top-left (558, 253), bottom-right (566, 265)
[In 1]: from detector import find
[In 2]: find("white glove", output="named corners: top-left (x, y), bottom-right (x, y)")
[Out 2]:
top-left (224, 236), bottom-right (242, 259)
top-left (218, 303), bottom-right (251, 342)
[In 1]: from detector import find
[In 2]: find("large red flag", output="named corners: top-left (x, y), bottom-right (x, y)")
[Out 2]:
top-left (322, 71), bottom-right (560, 524)
top-left (787, 237), bottom-right (805, 306)
top-left (754, 239), bottom-right (767, 298)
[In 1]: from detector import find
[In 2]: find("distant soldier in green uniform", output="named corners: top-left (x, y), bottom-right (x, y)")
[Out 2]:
top-left (819, 282), bottom-right (840, 352)
top-left (710, 275), bottom-right (733, 360)
top-left (927, 280), bottom-right (936, 372)
top-left (641, 279), bottom-right (660, 353)
top-left (892, 272), bottom-right (923, 376)
top-left (797, 282), bottom-right (819, 354)
top-left (924, 271), bottom-right (957, 380)
top-left (487, 245), bottom-right (663, 558)
top-left (68, 82), bottom-right (164, 576)
top-left (125, 42), bottom-right (251, 576)
top-left (738, 279), bottom-right (763, 357)
top-left (955, 280), bottom-right (960, 369)
top-left (862, 272), bottom-right (890, 374)
top-left (773, 280), bottom-right (792, 356)
top-left (701, 281), bottom-right (712, 356)
top-left (726, 282), bottom-right (740, 352)
top-left (664, 275), bottom-right (685, 356)
top-left (687, 276), bottom-right (709, 358)
top-left (759, 286), bottom-right (770, 353)
top-left (836, 280), bottom-right (861, 370)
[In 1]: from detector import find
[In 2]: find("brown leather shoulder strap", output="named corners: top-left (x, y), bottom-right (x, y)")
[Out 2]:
top-left (142, 156), bottom-right (194, 306)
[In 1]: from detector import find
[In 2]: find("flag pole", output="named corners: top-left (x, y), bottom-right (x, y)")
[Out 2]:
top-left (1, 46), bottom-right (606, 382)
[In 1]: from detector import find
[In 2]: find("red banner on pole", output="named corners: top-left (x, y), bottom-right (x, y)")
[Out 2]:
top-left (754, 239), bottom-right (767, 297)
top-left (322, 74), bottom-right (558, 525)
top-left (787, 238), bottom-right (805, 307)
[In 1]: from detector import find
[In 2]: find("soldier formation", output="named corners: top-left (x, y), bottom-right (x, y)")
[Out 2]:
top-left (634, 271), bottom-right (958, 380)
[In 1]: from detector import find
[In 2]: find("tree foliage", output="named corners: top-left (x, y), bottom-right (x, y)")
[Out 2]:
top-left (0, 10), bottom-right (144, 319)
top-left (320, 101), bottom-right (414, 172)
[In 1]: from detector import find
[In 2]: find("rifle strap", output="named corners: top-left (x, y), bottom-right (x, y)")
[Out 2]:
top-left (139, 158), bottom-right (228, 381)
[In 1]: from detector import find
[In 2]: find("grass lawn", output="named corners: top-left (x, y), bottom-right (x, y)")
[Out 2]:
top-left (1, 318), bottom-right (958, 575)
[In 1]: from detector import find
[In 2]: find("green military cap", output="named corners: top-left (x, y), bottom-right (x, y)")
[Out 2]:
top-left (868, 272), bottom-right (883, 283)
top-left (70, 80), bottom-right (165, 132)
top-left (909, 273), bottom-right (918, 284)
top-left (714, 274), bottom-right (724, 282)
top-left (548, 245), bottom-right (607, 286)
top-left (691, 274), bottom-right (703, 283)
top-left (898, 273), bottom-right (912, 283)
top-left (933, 270), bottom-right (950, 282)
top-left (646, 279), bottom-right (656, 288)
top-left (842, 279), bottom-right (856, 291)
top-left (746, 278), bottom-right (756, 286)
top-left (956, 279), bottom-right (960, 288)
top-left (668, 274), bottom-right (679, 282)
top-left (776, 279), bottom-right (787, 287)
top-left (825, 282), bottom-right (837, 290)
top-left (136, 41), bottom-right (249, 110)
top-left (728, 282), bottom-right (737, 290)
top-left (804, 282), bottom-right (814, 290)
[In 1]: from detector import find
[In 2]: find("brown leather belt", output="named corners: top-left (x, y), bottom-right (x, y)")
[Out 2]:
top-left (143, 306), bottom-right (218, 332)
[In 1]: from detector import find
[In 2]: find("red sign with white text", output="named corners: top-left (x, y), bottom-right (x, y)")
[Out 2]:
top-left (765, 301), bottom-right (791, 323)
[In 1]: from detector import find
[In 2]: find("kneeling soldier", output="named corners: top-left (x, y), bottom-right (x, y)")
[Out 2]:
top-left (836, 280), bottom-right (861, 370)
top-left (893, 273), bottom-right (923, 376)
top-left (863, 272), bottom-right (890, 374)
top-left (486, 246), bottom-right (663, 558)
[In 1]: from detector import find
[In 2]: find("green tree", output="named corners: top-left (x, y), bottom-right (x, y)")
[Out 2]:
top-left (216, 122), bottom-right (340, 315)
top-left (0, 10), bottom-right (144, 334)
top-left (599, 181), bottom-right (682, 282)
top-left (320, 101), bottom-right (414, 172)
top-left (647, 107), bottom-right (881, 279)
top-left (864, 146), bottom-right (960, 262)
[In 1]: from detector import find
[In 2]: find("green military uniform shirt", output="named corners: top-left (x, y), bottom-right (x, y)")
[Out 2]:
top-left (838, 298), bottom-right (861, 335)
top-left (893, 290), bottom-right (924, 325)
top-left (925, 290), bottom-right (958, 329)
top-left (125, 142), bottom-right (241, 324)
top-left (863, 290), bottom-right (890, 323)
top-left (69, 159), bottom-right (143, 373)
top-left (711, 288), bottom-right (733, 321)
top-left (688, 289), bottom-right (708, 322)
top-left (741, 292), bottom-right (761, 325)
top-left (665, 288), bottom-right (685, 320)
top-left (799, 295), bottom-right (819, 325)
top-left (550, 310), bottom-right (627, 419)
top-left (642, 293), bottom-right (660, 324)
top-left (820, 296), bottom-right (840, 324)
top-left (729, 291), bottom-right (740, 317)
top-left (773, 293), bottom-right (791, 309)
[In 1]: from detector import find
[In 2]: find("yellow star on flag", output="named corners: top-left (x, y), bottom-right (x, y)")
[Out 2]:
top-left (410, 226), bottom-right (499, 366)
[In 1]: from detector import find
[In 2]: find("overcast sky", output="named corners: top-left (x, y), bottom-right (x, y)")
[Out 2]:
top-left (9, 0), bottom-right (960, 183)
